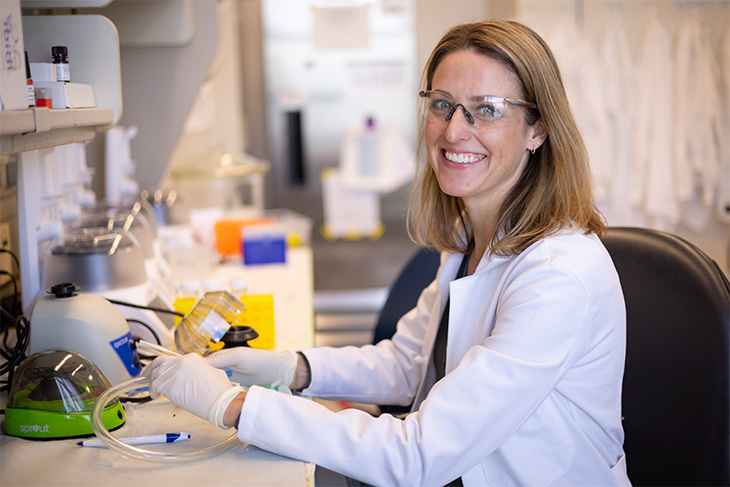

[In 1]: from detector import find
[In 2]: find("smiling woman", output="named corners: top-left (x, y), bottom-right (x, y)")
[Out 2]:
top-left (144, 21), bottom-right (629, 487)
top-left (410, 21), bottom-right (604, 261)
top-left (420, 49), bottom-right (548, 265)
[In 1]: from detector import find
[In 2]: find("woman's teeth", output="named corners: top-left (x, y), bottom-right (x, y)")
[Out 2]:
top-left (444, 150), bottom-right (482, 163)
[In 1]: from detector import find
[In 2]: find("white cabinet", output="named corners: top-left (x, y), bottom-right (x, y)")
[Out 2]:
top-left (1, 5), bottom-right (122, 310)
top-left (0, 12), bottom-right (121, 155)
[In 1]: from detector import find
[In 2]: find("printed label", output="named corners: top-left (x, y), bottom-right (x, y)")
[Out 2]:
top-left (26, 84), bottom-right (35, 106)
top-left (20, 424), bottom-right (50, 434)
top-left (109, 332), bottom-right (142, 376)
top-left (54, 63), bottom-right (69, 82)
top-left (198, 313), bottom-right (230, 342)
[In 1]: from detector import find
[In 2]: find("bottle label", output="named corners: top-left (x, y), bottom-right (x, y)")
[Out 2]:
top-left (27, 82), bottom-right (36, 107)
top-left (198, 312), bottom-right (231, 342)
top-left (55, 63), bottom-right (70, 82)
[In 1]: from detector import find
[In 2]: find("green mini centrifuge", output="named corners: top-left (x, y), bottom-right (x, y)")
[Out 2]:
top-left (5, 349), bottom-right (125, 440)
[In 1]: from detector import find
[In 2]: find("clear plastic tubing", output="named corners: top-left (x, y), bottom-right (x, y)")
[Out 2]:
top-left (91, 376), bottom-right (243, 463)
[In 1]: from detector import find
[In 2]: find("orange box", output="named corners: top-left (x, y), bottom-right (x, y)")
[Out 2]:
top-left (214, 218), bottom-right (274, 258)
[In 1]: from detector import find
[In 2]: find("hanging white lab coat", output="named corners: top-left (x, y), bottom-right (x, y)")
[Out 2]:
top-left (633, 15), bottom-right (678, 231)
top-left (674, 14), bottom-right (723, 232)
top-left (236, 230), bottom-right (628, 487)
top-left (547, 25), bottom-right (613, 207)
top-left (600, 14), bottom-right (640, 227)
top-left (716, 20), bottom-right (730, 226)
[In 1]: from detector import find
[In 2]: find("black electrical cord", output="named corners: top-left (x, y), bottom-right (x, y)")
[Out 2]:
top-left (0, 305), bottom-right (30, 395)
top-left (0, 248), bottom-right (30, 396)
top-left (0, 248), bottom-right (20, 272)
top-left (126, 318), bottom-right (162, 347)
top-left (0, 270), bottom-right (20, 320)
top-left (106, 298), bottom-right (184, 318)
top-left (0, 269), bottom-right (19, 312)
top-left (0, 247), bottom-right (22, 319)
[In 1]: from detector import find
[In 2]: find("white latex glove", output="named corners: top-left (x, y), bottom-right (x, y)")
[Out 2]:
top-left (144, 353), bottom-right (244, 430)
top-left (205, 348), bottom-right (297, 388)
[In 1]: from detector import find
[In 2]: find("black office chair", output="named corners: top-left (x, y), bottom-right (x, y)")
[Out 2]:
top-left (601, 227), bottom-right (730, 486)
top-left (369, 230), bottom-right (730, 485)
top-left (369, 246), bottom-right (440, 416)
top-left (372, 246), bottom-right (441, 345)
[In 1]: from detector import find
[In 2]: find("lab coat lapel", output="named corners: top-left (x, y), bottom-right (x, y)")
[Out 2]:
top-left (411, 252), bottom-right (510, 409)
top-left (421, 252), bottom-right (463, 357)
top-left (446, 254), bottom-right (510, 373)
top-left (410, 252), bottom-right (463, 410)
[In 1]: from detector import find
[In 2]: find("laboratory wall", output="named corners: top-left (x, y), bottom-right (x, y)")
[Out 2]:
top-left (246, 0), bottom-right (728, 272)
top-left (255, 0), bottom-right (514, 223)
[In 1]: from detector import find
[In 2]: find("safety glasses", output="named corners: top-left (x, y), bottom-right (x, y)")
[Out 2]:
top-left (419, 90), bottom-right (537, 128)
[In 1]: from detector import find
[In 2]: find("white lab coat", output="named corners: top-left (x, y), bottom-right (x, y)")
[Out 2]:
top-left (600, 14), bottom-right (640, 227)
top-left (674, 14), bottom-right (723, 232)
top-left (547, 25), bottom-right (612, 207)
top-left (633, 15), bottom-right (678, 230)
top-left (717, 19), bottom-right (730, 226)
top-left (237, 230), bottom-right (629, 486)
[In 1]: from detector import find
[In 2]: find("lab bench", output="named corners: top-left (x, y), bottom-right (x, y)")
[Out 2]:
top-left (0, 397), bottom-right (313, 487)
top-left (0, 246), bottom-right (315, 486)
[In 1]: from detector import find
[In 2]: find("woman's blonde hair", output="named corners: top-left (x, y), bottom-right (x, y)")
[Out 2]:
top-left (408, 20), bottom-right (605, 255)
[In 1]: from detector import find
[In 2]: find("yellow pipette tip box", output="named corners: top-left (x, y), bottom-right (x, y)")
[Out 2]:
top-left (237, 294), bottom-right (275, 349)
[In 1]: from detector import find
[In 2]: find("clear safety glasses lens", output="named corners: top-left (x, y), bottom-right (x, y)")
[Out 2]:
top-left (419, 91), bottom-right (536, 128)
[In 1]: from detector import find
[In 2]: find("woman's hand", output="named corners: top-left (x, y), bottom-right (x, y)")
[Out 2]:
top-left (205, 348), bottom-right (299, 388)
top-left (144, 353), bottom-right (244, 429)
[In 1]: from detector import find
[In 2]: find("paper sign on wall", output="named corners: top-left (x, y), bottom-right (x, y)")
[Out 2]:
top-left (313, 6), bottom-right (369, 50)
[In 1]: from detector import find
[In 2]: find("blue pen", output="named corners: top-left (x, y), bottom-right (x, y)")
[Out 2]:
top-left (77, 432), bottom-right (191, 447)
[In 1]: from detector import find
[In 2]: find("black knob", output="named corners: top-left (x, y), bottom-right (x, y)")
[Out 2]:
top-left (48, 282), bottom-right (79, 298)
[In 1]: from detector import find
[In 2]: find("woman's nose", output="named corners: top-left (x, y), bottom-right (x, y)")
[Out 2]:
top-left (444, 107), bottom-right (473, 141)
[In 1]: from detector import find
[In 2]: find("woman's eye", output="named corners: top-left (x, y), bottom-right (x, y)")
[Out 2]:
top-left (432, 99), bottom-right (453, 111)
top-left (476, 103), bottom-right (502, 118)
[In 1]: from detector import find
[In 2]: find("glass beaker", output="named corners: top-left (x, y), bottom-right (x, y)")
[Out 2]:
top-left (174, 290), bottom-right (244, 355)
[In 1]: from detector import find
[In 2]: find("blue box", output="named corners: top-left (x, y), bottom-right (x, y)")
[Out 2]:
top-left (242, 234), bottom-right (286, 265)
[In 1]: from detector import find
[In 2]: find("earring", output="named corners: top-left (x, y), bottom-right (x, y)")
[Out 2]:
top-left (531, 147), bottom-right (536, 155)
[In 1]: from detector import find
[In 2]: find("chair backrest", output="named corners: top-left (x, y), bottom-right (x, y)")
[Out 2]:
top-left (601, 227), bottom-right (730, 486)
top-left (372, 247), bottom-right (441, 345)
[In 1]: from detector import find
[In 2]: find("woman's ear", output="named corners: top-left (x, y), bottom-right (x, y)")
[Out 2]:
top-left (529, 118), bottom-right (548, 152)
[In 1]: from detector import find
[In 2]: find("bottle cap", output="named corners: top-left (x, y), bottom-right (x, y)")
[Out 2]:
top-left (202, 279), bottom-right (222, 291)
top-left (179, 280), bottom-right (200, 292)
top-left (52, 46), bottom-right (68, 57)
top-left (228, 277), bottom-right (248, 290)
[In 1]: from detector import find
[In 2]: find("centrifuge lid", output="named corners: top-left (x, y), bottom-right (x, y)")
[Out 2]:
top-left (5, 349), bottom-right (125, 439)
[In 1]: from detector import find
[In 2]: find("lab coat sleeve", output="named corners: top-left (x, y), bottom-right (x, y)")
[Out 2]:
top-left (299, 262), bottom-right (442, 406)
top-left (236, 247), bottom-right (617, 487)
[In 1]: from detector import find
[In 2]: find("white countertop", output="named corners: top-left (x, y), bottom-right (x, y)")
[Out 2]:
top-left (1, 395), bottom-right (313, 487)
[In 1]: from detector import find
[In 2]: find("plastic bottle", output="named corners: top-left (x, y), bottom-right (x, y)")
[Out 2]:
top-left (200, 279), bottom-right (226, 352)
top-left (358, 116), bottom-right (379, 177)
top-left (202, 279), bottom-right (223, 294)
top-left (228, 277), bottom-right (248, 298)
top-left (174, 290), bottom-right (243, 355)
top-left (51, 46), bottom-right (70, 83)
top-left (173, 280), bottom-right (200, 327)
